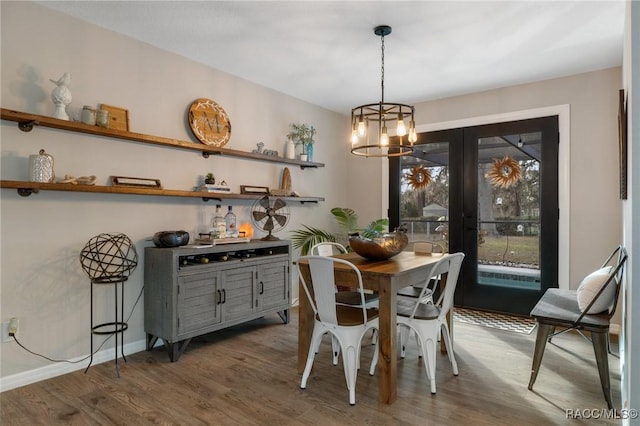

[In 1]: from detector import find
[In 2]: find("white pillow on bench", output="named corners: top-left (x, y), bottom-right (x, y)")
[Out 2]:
top-left (576, 266), bottom-right (615, 314)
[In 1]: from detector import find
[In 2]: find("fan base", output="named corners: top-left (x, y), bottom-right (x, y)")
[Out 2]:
top-left (260, 234), bottom-right (280, 241)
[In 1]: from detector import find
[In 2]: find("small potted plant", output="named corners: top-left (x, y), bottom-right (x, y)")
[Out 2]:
top-left (204, 173), bottom-right (215, 184)
top-left (288, 123), bottom-right (316, 161)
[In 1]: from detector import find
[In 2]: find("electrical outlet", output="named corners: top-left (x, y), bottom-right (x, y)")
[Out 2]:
top-left (2, 320), bottom-right (17, 342)
top-left (9, 318), bottom-right (18, 336)
top-left (2, 318), bottom-right (18, 342)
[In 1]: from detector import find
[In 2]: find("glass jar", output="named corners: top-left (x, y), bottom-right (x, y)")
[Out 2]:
top-left (81, 106), bottom-right (96, 125)
top-left (96, 109), bottom-right (110, 128)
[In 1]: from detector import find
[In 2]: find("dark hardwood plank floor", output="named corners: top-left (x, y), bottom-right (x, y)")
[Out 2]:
top-left (1, 307), bottom-right (620, 425)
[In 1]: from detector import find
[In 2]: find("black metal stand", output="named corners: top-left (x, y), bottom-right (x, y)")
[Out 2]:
top-left (84, 275), bottom-right (128, 377)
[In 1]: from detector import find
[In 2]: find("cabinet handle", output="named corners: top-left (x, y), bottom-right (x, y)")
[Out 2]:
top-left (260, 281), bottom-right (264, 295)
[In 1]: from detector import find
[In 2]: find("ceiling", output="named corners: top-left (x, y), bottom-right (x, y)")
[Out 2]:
top-left (37, 1), bottom-right (625, 115)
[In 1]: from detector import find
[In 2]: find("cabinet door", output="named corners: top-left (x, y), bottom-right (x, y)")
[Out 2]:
top-left (177, 272), bottom-right (221, 337)
top-left (257, 260), bottom-right (289, 311)
top-left (221, 267), bottom-right (257, 321)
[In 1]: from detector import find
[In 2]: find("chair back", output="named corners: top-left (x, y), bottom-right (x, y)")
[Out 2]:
top-left (578, 245), bottom-right (627, 322)
top-left (311, 242), bottom-right (347, 256)
top-left (408, 253), bottom-right (465, 320)
top-left (298, 255), bottom-right (369, 326)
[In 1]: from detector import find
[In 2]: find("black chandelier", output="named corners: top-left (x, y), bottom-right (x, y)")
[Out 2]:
top-left (350, 25), bottom-right (417, 157)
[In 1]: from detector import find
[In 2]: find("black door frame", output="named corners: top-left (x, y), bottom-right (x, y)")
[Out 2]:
top-left (389, 116), bottom-right (559, 315)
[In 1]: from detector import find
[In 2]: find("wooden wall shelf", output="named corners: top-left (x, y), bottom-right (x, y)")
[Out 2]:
top-left (0, 180), bottom-right (324, 204)
top-left (0, 108), bottom-right (325, 169)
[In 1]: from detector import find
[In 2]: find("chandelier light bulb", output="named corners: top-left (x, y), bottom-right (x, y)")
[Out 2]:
top-left (380, 124), bottom-right (389, 146)
top-left (397, 117), bottom-right (407, 137)
top-left (357, 117), bottom-right (366, 136)
top-left (351, 130), bottom-right (359, 145)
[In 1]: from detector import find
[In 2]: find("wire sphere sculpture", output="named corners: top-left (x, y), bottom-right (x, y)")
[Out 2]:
top-left (80, 233), bottom-right (138, 281)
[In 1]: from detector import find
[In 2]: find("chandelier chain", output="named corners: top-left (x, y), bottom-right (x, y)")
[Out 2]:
top-left (380, 33), bottom-right (385, 103)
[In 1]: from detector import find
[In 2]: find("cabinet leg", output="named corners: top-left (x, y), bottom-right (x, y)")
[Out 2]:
top-left (146, 334), bottom-right (159, 351)
top-left (277, 309), bottom-right (290, 324)
top-left (164, 338), bottom-right (192, 362)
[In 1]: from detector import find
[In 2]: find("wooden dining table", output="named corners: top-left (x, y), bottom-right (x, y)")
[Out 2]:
top-left (296, 250), bottom-right (452, 404)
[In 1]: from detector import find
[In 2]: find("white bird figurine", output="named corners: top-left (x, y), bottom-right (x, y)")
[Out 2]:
top-left (50, 72), bottom-right (71, 87)
top-left (50, 72), bottom-right (72, 120)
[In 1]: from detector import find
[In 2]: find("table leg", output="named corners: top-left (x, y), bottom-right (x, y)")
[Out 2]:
top-left (377, 282), bottom-right (397, 404)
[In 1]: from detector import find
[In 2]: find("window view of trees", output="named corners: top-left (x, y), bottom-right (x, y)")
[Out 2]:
top-left (400, 149), bottom-right (540, 269)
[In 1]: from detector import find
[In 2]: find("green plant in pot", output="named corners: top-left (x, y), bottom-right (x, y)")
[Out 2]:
top-left (291, 207), bottom-right (389, 255)
top-left (204, 173), bottom-right (215, 184)
top-left (288, 123), bottom-right (316, 160)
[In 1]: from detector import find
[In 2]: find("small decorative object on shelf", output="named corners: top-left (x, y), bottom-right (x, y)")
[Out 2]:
top-left (111, 176), bottom-right (162, 188)
top-left (29, 149), bottom-right (55, 183)
top-left (251, 142), bottom-right (278, 156)
top-left (57, 175), bottom-right (97, 185)
top-left (96, 109), bottom-right (110, 128)
top-left (285, 137), bottom-right (296, 159)
top-left (288, 123), bottom-right (316, 162)
top-left (204, 173), bottom-right (215, 184)
top-left (100, 104), bottom-right (129, 131)
top-left (188, 98), bottom-right (231, 147)
top-left (240, 185), bottom-right (270, 195)
top-left (270, 167), bottom-right (292, 197)
top-left (201, 183), bottom-right (231, 193)
top-left (50, 72), bottom-right (72, 120)
top-left (81, 106), bottom-right (97, 125)
top-left (225, 205), bottom-right (237, 237)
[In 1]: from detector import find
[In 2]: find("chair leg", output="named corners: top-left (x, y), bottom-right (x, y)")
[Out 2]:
top-left (441, 322), bottom-right (458, 376)
top-left (371, 328), bottom-right (378, 345)
top-left (331, 335), bottom-right (340, 366)
top-left (592, 331), bottom-right (614, 410)
top-left (301, 328), bottom-right (324, 389)
top-left (341, 343), bottom-right (358, 405)
top-left (528, 322), bottom-right (554, 390)
top-left (399, 324), bottom-right (410, 359)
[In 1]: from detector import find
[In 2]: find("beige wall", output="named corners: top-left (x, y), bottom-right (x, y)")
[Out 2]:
top-left (0, 2), bottom-right (348, 385)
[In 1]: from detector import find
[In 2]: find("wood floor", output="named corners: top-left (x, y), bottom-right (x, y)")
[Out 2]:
top-left (1, 307), bottom-right (621, 425)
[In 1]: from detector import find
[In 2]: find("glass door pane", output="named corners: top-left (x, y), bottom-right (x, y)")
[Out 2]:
top-left (400, 141), bottom-right (450, 248)
top-left (476, 132), bottom-right (542, 292)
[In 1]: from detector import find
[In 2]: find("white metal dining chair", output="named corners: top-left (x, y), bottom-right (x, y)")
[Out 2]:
top-left (396, 252), bottom-right (465, 394)
top-left (298, 255), bottom-right (379, 405)
top-left (311, 242), bottom-right (380, 308)
top-left (396, 241), bottom-right (445, 304)
top-left (311, 242), bottom-right (379, 352)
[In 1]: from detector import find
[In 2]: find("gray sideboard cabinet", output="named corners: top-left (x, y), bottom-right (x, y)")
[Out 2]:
top-left (144, 240), bottom-right (291, 361)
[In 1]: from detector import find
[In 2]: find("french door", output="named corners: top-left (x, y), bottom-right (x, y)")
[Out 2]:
top-left (390, 116), bottom-right (558, 315)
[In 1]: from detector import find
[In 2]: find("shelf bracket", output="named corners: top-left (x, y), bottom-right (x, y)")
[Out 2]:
top-left (202, 196), bottom-right (222, 202)
top-left (299, 200), bottom-right (319, 204)
top-left (202, 151), bottom-right (222, 159)
top-left (18, 120), bottom-right (39, 132)
top-left (17, 188), bottom-right (38, 197)
top-left (299, 165), bottom-right (318, 170)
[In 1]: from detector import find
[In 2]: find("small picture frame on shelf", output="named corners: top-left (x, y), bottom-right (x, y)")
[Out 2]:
top-left (240, 185), bottom-right (270, 195)
top-left (111, 176), bottom-right (162, 188)
top-left (100, 104), bottom-right (130, 131)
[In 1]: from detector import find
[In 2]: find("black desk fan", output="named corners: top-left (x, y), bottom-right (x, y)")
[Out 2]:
top-left (251, 195), bottom-right (290, 241)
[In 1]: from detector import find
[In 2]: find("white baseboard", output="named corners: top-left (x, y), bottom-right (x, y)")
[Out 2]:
top-left (0, 339), bottom-right (150, 393)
